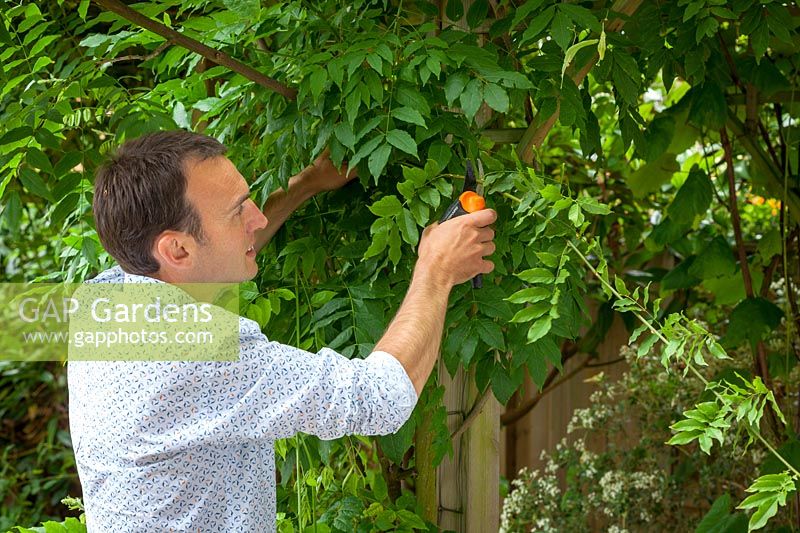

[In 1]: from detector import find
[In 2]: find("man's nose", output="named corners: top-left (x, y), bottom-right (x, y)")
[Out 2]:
top-left (247, 201), bottom-right (268, 232)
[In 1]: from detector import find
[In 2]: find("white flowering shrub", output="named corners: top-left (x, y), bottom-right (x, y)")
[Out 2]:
top-left (500, 346), bottom-right (775, 532)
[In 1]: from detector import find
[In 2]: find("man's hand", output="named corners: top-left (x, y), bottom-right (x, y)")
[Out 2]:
top-left (415, 209), bottom-right (497, 288)
top-left (299, 149), bottom-right (357, 195)
top-left (254, 149), bottom-right (357, 251)
top-left (373, 208), bottom-right (497, 395)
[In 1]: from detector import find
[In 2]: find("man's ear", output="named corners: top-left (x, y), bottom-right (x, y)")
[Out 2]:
top-left (153, 230), bottom-right (195, 272)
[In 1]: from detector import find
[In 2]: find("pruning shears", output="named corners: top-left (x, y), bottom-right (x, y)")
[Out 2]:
top-left (439, 161), bottom-right (486, 289)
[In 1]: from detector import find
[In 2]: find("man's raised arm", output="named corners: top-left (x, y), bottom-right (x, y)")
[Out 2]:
top-left (374, 209), bottom-right (497, 396)
top-left (255, 151), bottom-right (355, 251)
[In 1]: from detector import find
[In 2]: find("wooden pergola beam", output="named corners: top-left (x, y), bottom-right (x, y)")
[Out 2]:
top-left (92, 0), bottom-right (297, 100)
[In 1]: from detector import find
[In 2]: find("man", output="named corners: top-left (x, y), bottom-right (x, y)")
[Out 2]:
top-left (68, 130), bottom-right (496, 530)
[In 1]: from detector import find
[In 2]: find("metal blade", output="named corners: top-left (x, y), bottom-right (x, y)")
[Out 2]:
top-left (463, 160), bottom-right (476, 193)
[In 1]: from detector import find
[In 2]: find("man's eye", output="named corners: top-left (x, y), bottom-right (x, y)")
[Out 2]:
top-left (236, 204), bottom-right (244, 215)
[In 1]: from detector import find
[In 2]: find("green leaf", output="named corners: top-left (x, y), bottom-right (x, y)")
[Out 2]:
top-left (398, 208), bottom-right (419, 246)
top-left (628, 152), bottom-right (680, 197)
top-left (643, 115), bottom-right (676, 163)
top-left (386, 129), bottom-right (418, 158)
top-left (365, 53), bottom-right (382, 75)
top-left (345, 90), bottom-right (361, 126)
top-left (683, 1), bottom-right (704, 21)
top-left (667, 167), bottom-right (713, 221)
top-left (521, 7), bottom-right (555, 44)
top-left (396, 509), bottom-right (427, 530)
top-left (559, 3), bottom-right (601, 32)
top-left (467, 0), bottom-right (489, 29)
top-left (222, 0), bottom-right (260, 19)
top-left (445, 0), bottom-right (464, 21)
top-left (526, 350), bottom-right (549, 390)
top-left (637, 334), bottom-right (658, 357)
top-left (0, 18), bottom-right (10, 45)
top-left (18, 167), bottom-right (53, 201)
top-left (172, 101), bottom-right (190, 129)
top-left (42, 521), bottom-right (68, 533)
top-left (567, 203), bottom-right (583, 228)
top-left (364, 229), bottom-right (389, 259)
top-left (369, 195), bottom-right (403, 217)
top-left (392, 106), bottom-right (426, 127)
top-left (444, 73), bottom-right (468, 106)
top-left (476, 320), bottom-right (505, 350)
top-left (561, 38), bottom-right (598, 84)
top-left (483, 83), bottom-right (509, 112)
top-left (551, 11), bottom-right (572, 51)
top-left (527, 316), bottom-right (552, 343)
top-left (26, 147), bottom-right (52, 172)
top-left (460, 79), bottom-right (483, 121)
top-left (506, 287), bottom-right (550, 304)
top-left (368, 142), bottom-right (392, 179)
top-left (427, 141), bottom-right (452, 172)
top-left (397, 180), bottom-right (415, 200)
top-left (529, 337), bottom-right (561, 370)
top-left (309, 67), bottom-right (327, 100)
top-left (420, 188), bottom-right (440, 209)
top-left (350, 135), bottom-right (383, 169)
top-left (722, 297), bottom-right (783, 348)
top-left (334, 122), bottom-right (356, 151)
top-left (377, 416), bottom-right (415, 464)
top-left (0, 126), bottom-right (34, 146)
top-left (491, 365), bottom-right (519, 404)
top-left (409, 201), bottom-right (430, 226)
top-left (77, 0), bottom-right (90, 19)
top-left (388, 226), bottom-right (402, 266)
top-left (667, 431), bottom-right (702, 446)
top-left (32, 56), bottom-right (53, 74)
top-left (577, 196), bottom-right (610, 215)
top-left (512, 0), bottom-right (545, 27)
top-left (511, 302), bottom-right (549, 323)
top-left (3, 192), bottom-right (21, 231)
top-left (517, 268), bottom-right (555, 284)
top-left (689, 83), bottom-right (728, 131)
top-left (612, 62), bottom-right (640, 106)
top-left (688, 236), bottom-right (737, 280)
top-left (79, 34), bottom-right (110, 48)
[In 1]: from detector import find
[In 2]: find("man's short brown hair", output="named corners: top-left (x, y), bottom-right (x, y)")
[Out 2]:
top-left (93, 130), bottom-right (227, 275)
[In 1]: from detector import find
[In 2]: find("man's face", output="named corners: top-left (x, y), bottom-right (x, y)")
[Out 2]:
top-left (183, 155), bottom-right (268, 283)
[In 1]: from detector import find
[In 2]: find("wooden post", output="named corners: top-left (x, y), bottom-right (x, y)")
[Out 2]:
top-left (438, 366), bottom-right (501, 531)
top-left (432, 2), bottom-right (500, 531)
top-left (414, 411), bottom-right (438, 523)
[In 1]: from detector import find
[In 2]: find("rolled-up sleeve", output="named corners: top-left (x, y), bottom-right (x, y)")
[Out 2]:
top-left (227, 318), bottom-right (418, 440)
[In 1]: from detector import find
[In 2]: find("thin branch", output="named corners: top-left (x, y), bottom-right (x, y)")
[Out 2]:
top-left (727, 91), bottom-right (800, 105)
top-left (720, 129), bottom-right (784, 437)
top-left (758, 118), bottom-right (783, 171)
top-left (94, 39), bottom-right (171, 65)
top-left (718, 32), bottom-right (743, 90)
top-left (721, 127), bottom-right (756, 298)
top-left (786, 225), bottom-right (800, 335)
top-left (760, 253), bottom-right (781, 298)
top-left (775, 103), bottom-right (788, 170)
top-left (585, 356), bottom-right (625, 368)
top-left (92, 0), bottom-right (297, 100)
top-left (450, 387), bottom-right (491, 440)
top-left (501, 351), bottom-right (590, 427)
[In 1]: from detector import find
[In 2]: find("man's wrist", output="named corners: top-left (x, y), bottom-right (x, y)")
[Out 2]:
top-left (412, 259), bottom-right (454, 294)
top-left (288, 169), bottom-right (317, 203)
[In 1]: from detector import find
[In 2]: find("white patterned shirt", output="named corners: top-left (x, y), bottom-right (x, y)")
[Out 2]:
top-left (68, 266), bottom-right (417, 532)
